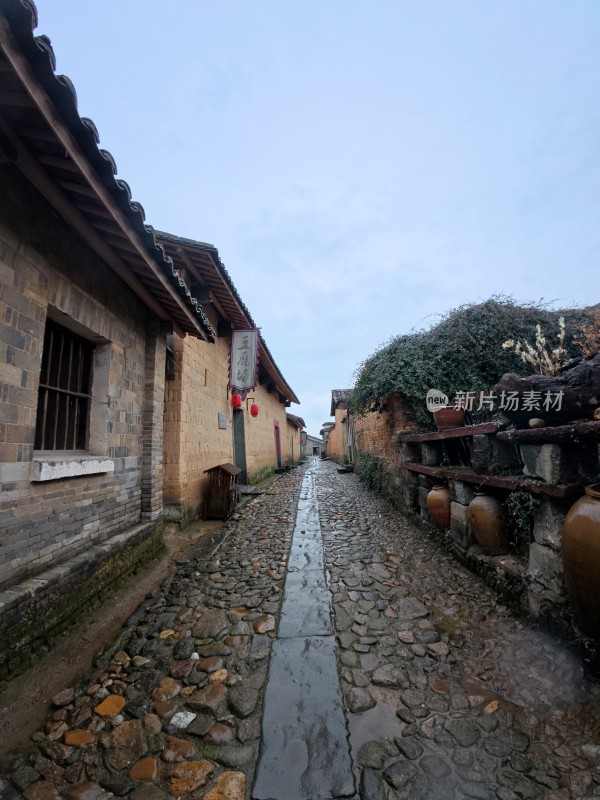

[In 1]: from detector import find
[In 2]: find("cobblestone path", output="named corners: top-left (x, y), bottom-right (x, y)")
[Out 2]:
top-left (2, 458), bottom-right (600, 799)
top-left (254, 465), bottom-right (354, 799)
top-left (317, 461), bottom-right (600, 800)
top-left (0, 468), bottom-right (302, 800)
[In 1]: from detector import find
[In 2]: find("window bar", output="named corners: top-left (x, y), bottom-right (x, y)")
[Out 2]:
top-left (72, 396), bottom-right (78, 450)
top-left (64, 337), bottom-right (73, 450)
top-left (51, 386), bottom-right (59, 450)
top-left (76, 340), bottom-right (83, 449)
top-left (39, 324), bottom-right (53, 448)
top-left (51, 332), bottom-right (65, 449)
top-left (38, 388), bottom-right (48, 450)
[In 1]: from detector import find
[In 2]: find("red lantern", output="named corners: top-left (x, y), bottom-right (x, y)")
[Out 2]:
top-left (231, 393), bottom-right (242, 408)
top-left (250, 404), bottom-right (259, 417)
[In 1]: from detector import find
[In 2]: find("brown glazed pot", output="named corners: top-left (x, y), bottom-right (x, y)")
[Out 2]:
top-left (426, 485), bottom-right (452, 530)
top-left (467, 492), bottom-right (510, 555)
top-left (562, 484), bottom-right (600, 638)
top-left (433, 407), bottom-right (466, 431)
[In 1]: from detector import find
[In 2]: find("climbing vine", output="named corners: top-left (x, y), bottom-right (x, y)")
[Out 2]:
top-left (352, 297), bottom-right (594, 428)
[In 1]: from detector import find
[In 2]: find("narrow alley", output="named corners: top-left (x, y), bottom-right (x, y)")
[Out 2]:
top-left (2, 458), bottom-right (600, 800)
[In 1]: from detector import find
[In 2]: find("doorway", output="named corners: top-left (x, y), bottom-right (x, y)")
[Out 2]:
top-left (232, 409), bottom-right (248, 483)
top-left (274, 421), bottom-right (282, 468)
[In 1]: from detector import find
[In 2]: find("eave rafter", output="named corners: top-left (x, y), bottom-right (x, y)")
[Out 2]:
top-left (0, 115), bottom-right (174, 327)
top-left (175, 246), bottom-right (228, 322)
top-left (0, 11), bottom-right (214, 341)
top-left (156, 232), bottom-right (299, 405)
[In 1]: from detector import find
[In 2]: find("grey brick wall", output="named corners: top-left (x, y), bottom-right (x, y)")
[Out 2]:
top-left (0, 169), bottom-right (167, 592)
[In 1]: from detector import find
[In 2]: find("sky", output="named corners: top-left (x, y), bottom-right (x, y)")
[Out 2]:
top-left (34, 1), bottom-right (600, 436)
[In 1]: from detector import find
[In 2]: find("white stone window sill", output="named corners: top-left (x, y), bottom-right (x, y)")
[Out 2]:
top-left (30, 452), bottom-right (115, 482)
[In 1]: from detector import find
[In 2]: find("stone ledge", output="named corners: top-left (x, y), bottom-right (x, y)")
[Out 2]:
top-left (403, 462), bottom-right (582, 498)
top-left (0, 522), bottom-right (164, 688)
top-left (30, 453), bottom-right (115, 482)
top-left (497, 421), bottom-right (600, 444)
top-left (0, 522), bottom-right (155, 631)
top-left (398, 423), bottom-right (498, 443)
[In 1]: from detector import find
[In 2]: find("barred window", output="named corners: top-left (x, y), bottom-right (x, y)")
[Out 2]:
top-left (34, 319), bottom-right (94, 450)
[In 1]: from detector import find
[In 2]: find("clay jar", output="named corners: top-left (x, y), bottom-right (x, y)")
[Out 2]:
top-left (426, 485), bottom-right (452, 531)
top-left (467, 492), bottom-right (510, 555)
top-left (433, 407), bottom-right (465, 431)
top-left (562, 484), bottom-right (600, 638)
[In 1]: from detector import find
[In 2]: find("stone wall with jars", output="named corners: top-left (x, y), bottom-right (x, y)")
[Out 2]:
top-left (353, 382), bottom-right (600, 650)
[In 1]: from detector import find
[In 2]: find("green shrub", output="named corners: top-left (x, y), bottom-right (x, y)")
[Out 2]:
top-left (356, 451), bottom-right (386, 494)
top-left (352, 297), bottom-right (594, 428)
top-left (504, 490), bottom-right (542, 554)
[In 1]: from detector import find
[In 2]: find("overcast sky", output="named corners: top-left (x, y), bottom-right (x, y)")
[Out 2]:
top-left (36, 1), bottom-right (599, 436)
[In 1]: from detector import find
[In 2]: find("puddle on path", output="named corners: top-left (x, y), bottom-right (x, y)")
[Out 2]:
top-left (348, 697), bottom-right (405, 752)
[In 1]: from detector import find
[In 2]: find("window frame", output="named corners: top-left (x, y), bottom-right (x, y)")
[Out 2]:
top-left (31, 311), bottom-right (114, 482)
top-left (34, 318), bottom-right (95, 451)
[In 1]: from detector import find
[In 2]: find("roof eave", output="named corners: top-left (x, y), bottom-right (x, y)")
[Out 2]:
top-left (155, 232), bottom-right (299, 404)
top-left (0, 0), bottom-right (214, 341)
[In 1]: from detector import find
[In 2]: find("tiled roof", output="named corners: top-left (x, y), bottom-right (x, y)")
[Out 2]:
top-left (0, 0), bottom-right (214, 339)
top-left (330, 389), bottom-right (354, 416)
top-left (286, 413), bottom-right (306, 429)
top-left (156, 232), bottom-right (300, 405)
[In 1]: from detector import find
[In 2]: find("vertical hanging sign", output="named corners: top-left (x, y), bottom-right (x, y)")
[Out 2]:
top-left (229, 329), bottom-right (259, 395)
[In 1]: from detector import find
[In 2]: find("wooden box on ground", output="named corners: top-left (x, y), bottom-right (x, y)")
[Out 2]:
top-left (203, 464), bottom-right (242, 520)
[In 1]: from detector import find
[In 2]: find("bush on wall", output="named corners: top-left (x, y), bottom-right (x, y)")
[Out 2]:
top-left (356, 451), bottom-right (386, 495)
top-left (352, 297), bottom-right (595, 429)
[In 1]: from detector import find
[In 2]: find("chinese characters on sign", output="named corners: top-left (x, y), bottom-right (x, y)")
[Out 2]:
top-left (230, 329), bottom-right (259, 393)
top-left (451, 390), bottom-right (564, 412)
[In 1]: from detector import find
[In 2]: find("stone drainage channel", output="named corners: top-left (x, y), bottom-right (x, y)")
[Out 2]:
top-left (253, 465), bottom-right (355, 800)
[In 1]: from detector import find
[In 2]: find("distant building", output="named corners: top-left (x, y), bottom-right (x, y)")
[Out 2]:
top-left (320, 421), bottom-right (335, 457)
top-left (304, 433), bottom-right (322, 456)
top-left (327, 390), bottom-right (354, 463)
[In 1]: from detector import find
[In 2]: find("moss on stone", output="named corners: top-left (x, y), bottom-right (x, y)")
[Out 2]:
top-left (0, 525), bottom-right (164, 687)
top-left (248, 466), bottom-right (275, 485)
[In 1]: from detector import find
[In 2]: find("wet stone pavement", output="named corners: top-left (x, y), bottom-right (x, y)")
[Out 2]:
top-left (2, 459), bottom-right (600, 799)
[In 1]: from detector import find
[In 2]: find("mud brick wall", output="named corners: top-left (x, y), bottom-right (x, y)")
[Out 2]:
top-left (163, 324), bottom-right (233, 518)
top-left (244, 383), bottom-right (295, 476)
top-left (325, 415), bottom-right (343, 462)
top-left (0, 170), bottom-right (162, 592)
top-left (284, 419), bottom-right (302, 466)
top-left (353, 393), bottom-right (418, 498)
top-left (163, 325), bottom-right (292, 522)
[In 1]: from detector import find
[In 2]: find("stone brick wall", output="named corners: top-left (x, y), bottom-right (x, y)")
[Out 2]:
top-left (142, 322), bottom-right (168, 522)
top-left (352, 385), bottom-right (600, 644)
top-left (0, 171), bottom-right (163, 593)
